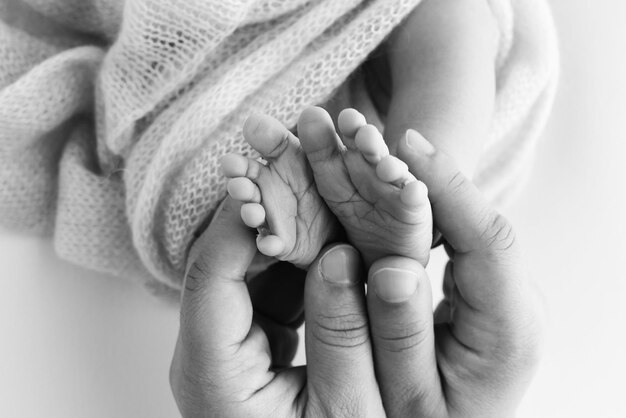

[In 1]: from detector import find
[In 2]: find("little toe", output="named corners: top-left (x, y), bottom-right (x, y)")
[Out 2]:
top-left (355, 124), bottom-right (389, 164)
top-left (227, 177), bottom-right (261, 203)
top-left (243, 113), bottom-right (297, 160)
top-left (256, 234), bottom-right (285, 257)
top-left (376, 155), bottom-right (414, 187)
top-left (240, 203), bottom-right (266, 228)
top-left (400, 180), bottom-right (429, 207)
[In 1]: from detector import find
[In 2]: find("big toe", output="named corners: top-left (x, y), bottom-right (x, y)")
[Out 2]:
top-left (243, 113), bottom-right (294, 159)
top-left (298, 106), bottom-right (357, 210)
top-left (297, 106), bottom-right (342, 162)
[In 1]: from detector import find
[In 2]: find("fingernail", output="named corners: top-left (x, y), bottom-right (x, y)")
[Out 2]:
top-left (371, 268), bottom-right (419, 303)
top-left (319, 245), bottom-right (361, 285)
top-left (405, 129), bottom-right (436, 156)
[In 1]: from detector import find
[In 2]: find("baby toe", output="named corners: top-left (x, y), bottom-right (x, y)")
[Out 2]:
top-left (400, 180), bottom-right (429, 207)
top-left (355, 124), bottom-right (389, 164)
top-left (227, 177), bottom-right (261, 203)
top-left (221, 154), bottom-right (265, 182)
top-left (376, 155), bottom-right (412, 186)
top-left (256, 234), bottom-right (285, 257)
top-left (243, 113), bottom-right (296, 159)
top-left (220, 154), bottom-right (249, 178)
top-left (298, 106), bottom-right (343, 160)
top-left (240, 203), bottom-right (266, 228)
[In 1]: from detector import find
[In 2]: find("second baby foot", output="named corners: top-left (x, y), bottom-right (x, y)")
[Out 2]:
top-left (220, 113), bottom-right (339, 268)
top-left (299, 107), bottom-right (433, 266)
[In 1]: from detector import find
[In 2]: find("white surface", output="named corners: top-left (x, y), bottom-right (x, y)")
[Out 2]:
top-left (0, 234), bottom-right (180, 417)
top-left (512, 1), bottom-right (626, 416)
top-left (1, 1), bottom-right (625, 416)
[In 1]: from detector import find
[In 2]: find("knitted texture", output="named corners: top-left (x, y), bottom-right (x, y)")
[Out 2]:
top-left (0, 0), bottom-right (558, 294)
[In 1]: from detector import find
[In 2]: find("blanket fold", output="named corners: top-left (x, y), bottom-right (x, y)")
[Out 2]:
top-left (0, 0), bottom-right (558, 295)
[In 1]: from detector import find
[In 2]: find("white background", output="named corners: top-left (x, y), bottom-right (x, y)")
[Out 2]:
top-left (1, 0), bottom-right (625, 416)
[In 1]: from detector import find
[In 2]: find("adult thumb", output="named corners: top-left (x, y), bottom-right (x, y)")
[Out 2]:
top-left (180, 197), bottom-right (258, 356)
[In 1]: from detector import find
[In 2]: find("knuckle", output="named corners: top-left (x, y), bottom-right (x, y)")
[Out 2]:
top-left (311, 313), bottom-right (370, 349)
top-left (184, 259), bottom-right (209, 293)
top-left (478, 211), bottom-right (517, 253)
top-left (327, 395), bottom-right (369, 418)
top-left (445, 169), bottom-right (469, 194)
top-left (309, 391), bottom-right (366, 418)
top-left (373, 319), bottom-right (430, 353)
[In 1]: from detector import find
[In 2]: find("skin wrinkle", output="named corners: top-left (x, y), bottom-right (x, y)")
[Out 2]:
top-left (293, 177), bottom-right (316, 202)
top-left (311, 312), bottom-right (371, 349)
top-left (443, 322), bottom-right (481, 357)
top-left (445, 171), bottom-right (467, 194)
top-left (451, 284), bottom-right (481, 315)
top-left (244, 116), bottom-right (291, 159)
top-left (373, 199), bottom-right (424, 227)
top-left (183, 267), bottom-right (207, 293)
top-left (373, 319), bottom-right (430, 353)
top-left (309, 373), bottom-right (370, 418)
top-left (478, 213), bottom-right (517, 252)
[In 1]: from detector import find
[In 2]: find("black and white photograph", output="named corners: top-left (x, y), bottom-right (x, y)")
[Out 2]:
top-left (0, 0), bottom-right (623, 416)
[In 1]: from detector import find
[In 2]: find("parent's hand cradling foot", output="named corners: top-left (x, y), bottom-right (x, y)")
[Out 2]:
top-left (169, 195), bottom-right (387, 417)
top-left (170, 135), bottom-right (544, 417)
top-left (169, 197), bottom-right (306, 417)
top-left (391, 129), bottom-right (546, 417)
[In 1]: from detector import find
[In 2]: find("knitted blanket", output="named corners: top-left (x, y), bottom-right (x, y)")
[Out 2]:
top-left (0, 0), bottom-right (558, 296)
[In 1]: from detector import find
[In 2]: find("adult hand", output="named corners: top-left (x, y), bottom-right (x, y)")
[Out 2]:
top-left (169, 193), bottom-right (384, 417)
top-left (170, 134), bottom-right (544, 417)
top-left (377, 129), bottom-right (545, 417)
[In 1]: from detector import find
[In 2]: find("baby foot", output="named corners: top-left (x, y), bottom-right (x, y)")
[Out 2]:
top-left (298, 107), bottom-right (433, 267)
top-left (220, 113), bottom-right (339, 268)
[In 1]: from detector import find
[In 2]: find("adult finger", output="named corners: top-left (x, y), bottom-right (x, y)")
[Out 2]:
top-left (172, 197), bottom-right (276, 415)
top-left (397, 130), bottom-right (533, 349)
top-left (180, 197), bottom-right (258, 354)
top-left (304, 244), bottom-right (385, 417)
top-left (397, 129), bottom-right (518, 258)
top-left (367, 256), bottom-right (447, 418)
